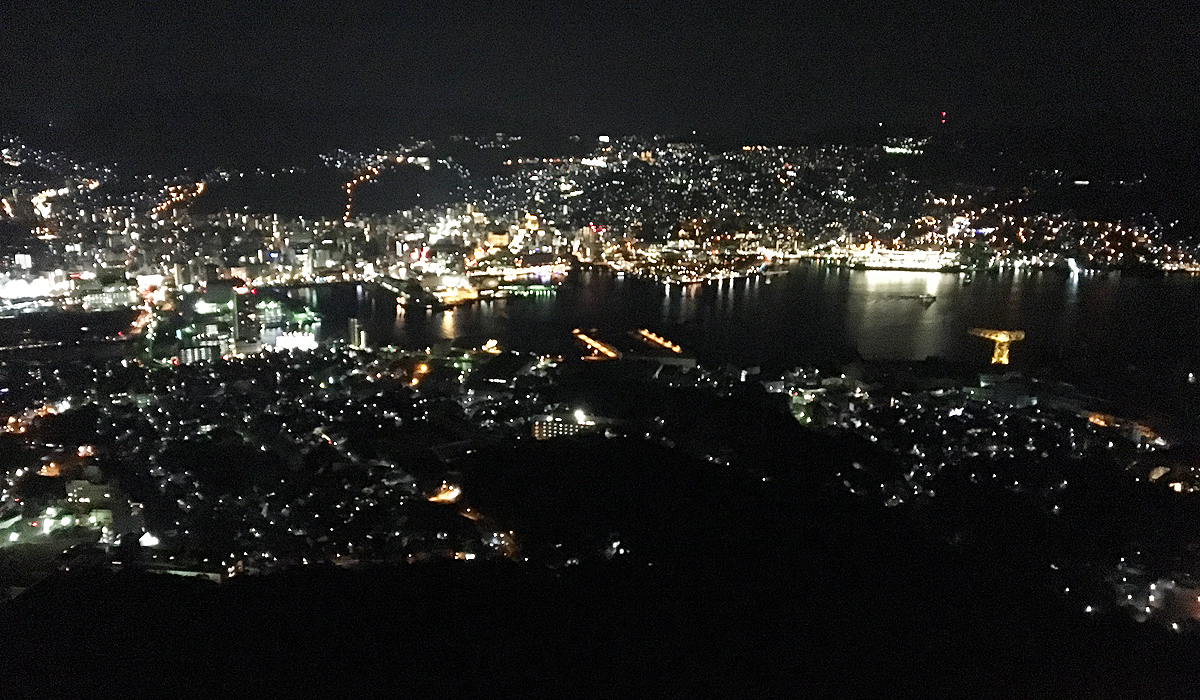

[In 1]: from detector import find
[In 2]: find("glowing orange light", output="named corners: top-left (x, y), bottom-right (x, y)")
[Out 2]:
top-left (572, 329), bottom-right (619, 359)
top-left (428, 483), bottom-right (462, 504)
top-left (637, 329), bottom-right (682, 353)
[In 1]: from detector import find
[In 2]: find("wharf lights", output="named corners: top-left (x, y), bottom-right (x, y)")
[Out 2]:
top-left (637, 328), bottom-right (682, 353)
top-left (572, 329), bottom-right (619, 360)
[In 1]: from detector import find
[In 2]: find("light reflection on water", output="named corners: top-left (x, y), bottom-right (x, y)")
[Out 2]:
top-left (294, 266), bottom-right (1200, 368)
top-left (290, 262), bottom-right (1200, 436)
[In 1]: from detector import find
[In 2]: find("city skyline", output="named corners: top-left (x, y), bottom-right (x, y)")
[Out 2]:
top-left (5, 4), bottom-right (1200, 697)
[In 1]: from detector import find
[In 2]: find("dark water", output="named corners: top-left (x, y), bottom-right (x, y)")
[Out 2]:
top-left (291, 263), bottom-right (1200, 438)
top-left (0, 309), bottom-right (140, 347)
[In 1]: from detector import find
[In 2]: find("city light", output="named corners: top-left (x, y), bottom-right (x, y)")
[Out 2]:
top-left (274, 332), bottom-right (319, 351)
top-left (427, 483), bottom-right (462, 504)
top-left (410, 362), bottom-right (432, 385)
top-left (150, 181), bottom-right (205, 217)
top-left (343, 166), bottom-right (382, 221)
top-left (0, 121), bottom-right (1194, 656)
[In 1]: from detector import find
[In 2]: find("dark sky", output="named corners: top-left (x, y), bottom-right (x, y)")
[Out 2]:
top-left (3, 0), bottom-right (1197, 169)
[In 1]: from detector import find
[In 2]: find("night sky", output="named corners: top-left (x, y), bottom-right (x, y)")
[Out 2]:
top-left (3, 0), bottom-right (1197, 170)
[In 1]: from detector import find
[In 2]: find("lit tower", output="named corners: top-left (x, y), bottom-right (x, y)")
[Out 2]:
top-left (969, 328), bottom-right (1025, 365)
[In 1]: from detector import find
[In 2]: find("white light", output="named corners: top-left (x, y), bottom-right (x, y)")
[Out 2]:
top-left (574, 409), bottom-right (587, 423)
top-left (274, 332), bottom-right (318, 351)
top-left (139, 532), bottom-right (160, 547)
top-left (7, 532), bottom-right (16, 542)
top-left (193, 299), bottom-right (222, 315)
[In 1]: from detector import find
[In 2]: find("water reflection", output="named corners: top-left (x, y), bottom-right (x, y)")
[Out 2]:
top-left (293, 266), bottom-right (1200, 434)
top-left (859, 269), bottom-right (941, 296)
top-left (845, 271), bottom-right (955, 360)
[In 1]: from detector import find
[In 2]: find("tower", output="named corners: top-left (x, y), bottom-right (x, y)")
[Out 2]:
top-left (348, 318), bottom-right (368, 349)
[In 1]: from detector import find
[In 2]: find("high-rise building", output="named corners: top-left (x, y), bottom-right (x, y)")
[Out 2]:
top-left (348, 318), bottom-right (368, 349)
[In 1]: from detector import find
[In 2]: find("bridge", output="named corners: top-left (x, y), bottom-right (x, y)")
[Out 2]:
top-left (969, 328), bottom-right (1025, 364)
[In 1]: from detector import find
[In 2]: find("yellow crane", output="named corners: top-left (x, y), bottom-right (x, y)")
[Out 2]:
top-left (969, 328), bottom-right (1025, 365)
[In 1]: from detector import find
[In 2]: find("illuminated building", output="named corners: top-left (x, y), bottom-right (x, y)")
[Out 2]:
top-left (532, 413), bottom-right (595, 440)
top-left (348, 318), bottom-right (368, 349)
top-left (175, 285), bottom-right (316, 361)
top-left (848, 248), bottom-right (961, 271)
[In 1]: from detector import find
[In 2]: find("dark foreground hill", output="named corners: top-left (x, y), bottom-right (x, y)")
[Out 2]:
top-left (4, 374), bottom-right (1200, 698)
top-left (4, 506), bottom-right (1199, 698)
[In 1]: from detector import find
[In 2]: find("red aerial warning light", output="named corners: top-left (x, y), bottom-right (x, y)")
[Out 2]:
top-left (940, 111), bottom-right (947, 124)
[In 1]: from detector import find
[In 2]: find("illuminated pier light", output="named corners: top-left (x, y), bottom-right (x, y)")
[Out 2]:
top-left (572, 329), bottom-right (620, 360)
top-left (637, 328), bottom-right (682, 353)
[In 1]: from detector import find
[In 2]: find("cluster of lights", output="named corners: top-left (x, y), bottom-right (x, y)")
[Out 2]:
top-left (843, 247), bottom-right (961, 271)
top-left (342, 166), bottom-right (381, 221)
top-left (273, 331), bottom-right (319, 351)
top-left (150, 181), bottom-right (205, 217)
top-left (5, 402), bottom-right (61, 434)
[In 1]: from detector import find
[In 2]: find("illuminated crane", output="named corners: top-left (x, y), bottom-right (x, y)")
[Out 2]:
top-left (969, 328), bottom-right (1025, 365)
